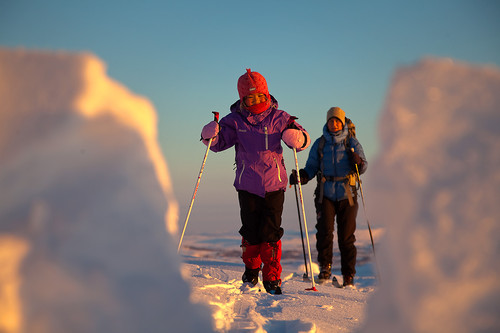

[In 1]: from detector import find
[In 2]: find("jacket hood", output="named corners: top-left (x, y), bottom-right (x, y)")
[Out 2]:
top-left (230, 95), bottom-right (279, 125)
top-left (322, 123), bottom-right (348, 144)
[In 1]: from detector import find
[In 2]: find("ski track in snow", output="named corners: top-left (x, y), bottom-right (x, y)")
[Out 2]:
top-left (182, 260), bottom-right (374, 333)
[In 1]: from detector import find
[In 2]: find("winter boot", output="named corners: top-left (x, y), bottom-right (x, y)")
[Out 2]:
top-left (343, 275), bottom-right (354, 287)
top-left (263, 280), bottom-right (282, 295)
top-left (317, 263), bottom-right (332, 283)
top-left (242, 267), bottom-right (260, 286)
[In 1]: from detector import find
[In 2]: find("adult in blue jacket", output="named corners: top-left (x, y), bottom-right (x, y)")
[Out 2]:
top-left (290, 107), bottom-right (367, 287)
top-left (201, 69), bottom-right (310, 294)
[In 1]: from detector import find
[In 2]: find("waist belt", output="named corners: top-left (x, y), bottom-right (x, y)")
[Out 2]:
top-left (316, 174), bottom-right (355, 207)
top-left (321, 176), bottom-right (348, 182)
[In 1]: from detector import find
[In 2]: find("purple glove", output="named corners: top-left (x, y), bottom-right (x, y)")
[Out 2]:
top-left (201, 121), bottom-right (219, 146)
top-left (282, 129), bottom-right (307, 149)
top-left (201, 121), bottom-right (219, 140)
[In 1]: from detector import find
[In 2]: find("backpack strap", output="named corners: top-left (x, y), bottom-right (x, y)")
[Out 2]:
top-left (318, 135), bottom-right (326, 165)
top-left (316, 135), bottom-right (326, 204)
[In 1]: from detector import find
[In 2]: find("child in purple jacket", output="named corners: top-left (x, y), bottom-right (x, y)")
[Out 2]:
top-left (201, 69), bottom-right (310, 294)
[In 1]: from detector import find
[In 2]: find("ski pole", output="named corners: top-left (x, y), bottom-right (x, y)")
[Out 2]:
top-left (177, 111), bottom-right (219, 253)
top-left (293, 147), bottom-right (317, 291)
top-left (351, 150), bottom-right (376, 255)
top-left (354, 159), bottom-right (381, 281)
top-left (293, 181), bottom-right (309, 281)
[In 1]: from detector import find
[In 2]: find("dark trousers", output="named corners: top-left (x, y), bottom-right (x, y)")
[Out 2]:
top-left (315, 194), bottom-right (358, 277)
top-left (238, 190), bottom-right (285, 245)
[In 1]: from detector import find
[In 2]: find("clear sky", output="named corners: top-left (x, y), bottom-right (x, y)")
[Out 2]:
top-left (2, 0), bottom-right (499, 233)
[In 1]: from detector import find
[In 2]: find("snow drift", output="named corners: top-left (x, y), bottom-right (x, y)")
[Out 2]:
top-left (360, 58), bottom-right (500, 332)
top-left (0, 48), bottom-right (213, 333)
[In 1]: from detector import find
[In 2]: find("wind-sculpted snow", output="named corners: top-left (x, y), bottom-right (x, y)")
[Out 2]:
top-left (0, 48), bottom-right (210, 333)
top-left (360, 58), bottom-right (500, 332)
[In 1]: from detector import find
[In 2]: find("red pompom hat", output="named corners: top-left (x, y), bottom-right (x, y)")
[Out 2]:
top-left (237, 68), bottom-right (271, 114)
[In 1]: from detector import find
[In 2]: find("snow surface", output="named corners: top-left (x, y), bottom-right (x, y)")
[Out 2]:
top-left (1, 48), bottom-right (499, 333)
top-left (180, 231), bottom-right (380, 333)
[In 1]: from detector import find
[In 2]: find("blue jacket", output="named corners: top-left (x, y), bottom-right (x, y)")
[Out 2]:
top-left (209, 96), bottom-right (308, 197)
top-left (303, 124), bottom-right (367, 201)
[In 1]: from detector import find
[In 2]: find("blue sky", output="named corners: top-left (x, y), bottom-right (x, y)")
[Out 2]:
top-left (2, 0), bottom-right (499, 233)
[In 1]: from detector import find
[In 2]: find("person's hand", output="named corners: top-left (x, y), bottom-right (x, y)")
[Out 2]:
top-left (289, 169), bottom-right (309, 185)
top-left (201, 121), bottom-right (219, 140)
top-left (282, 129), bottom-right (305, 149)
top-left (289, 169), bottom-right (299, 185)
top-left (349, 150), bottom-right (364, 169)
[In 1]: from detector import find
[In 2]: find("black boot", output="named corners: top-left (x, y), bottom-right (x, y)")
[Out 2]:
top-left (263, 280), bottom-right (282, 295)
top-left (242, 267), bottom-right (260, 286)
top-left (317, 263), bottom-right (331, 283)
top-left (343, 275), bottom-right (354, 287)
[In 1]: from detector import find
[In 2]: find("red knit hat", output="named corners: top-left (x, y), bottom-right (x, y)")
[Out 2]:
top-left (237, 68), bottom-right (271, 114)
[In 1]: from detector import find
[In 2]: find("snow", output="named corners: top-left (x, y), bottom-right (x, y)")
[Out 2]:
top-left (0, 48), bottom-right (210, 333)
top-left (1, 48), bottom-right (499, 332)
top-left (180, 231), bottom-right (380, 332)
top-left (359, 58), bottom-right (500, 333)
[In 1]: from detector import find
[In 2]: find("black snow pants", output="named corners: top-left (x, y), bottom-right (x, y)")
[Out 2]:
top-left (314, 193), bottom-right (358, 277)
top-left (238, 190), bottom-right (285, 245)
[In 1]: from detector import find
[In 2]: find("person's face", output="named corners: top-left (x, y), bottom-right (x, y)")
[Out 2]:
top-left (244, 93), bottom-right (267, 106)
top-left (327, 117), bottom-right (343, 133)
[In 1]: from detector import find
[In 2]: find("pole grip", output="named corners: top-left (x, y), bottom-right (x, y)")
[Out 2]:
top-left (287, 116), bottom-right (298, 128)
top-left (212, 111), bottom-right (219, 123)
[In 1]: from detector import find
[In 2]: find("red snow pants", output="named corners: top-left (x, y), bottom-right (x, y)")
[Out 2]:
top-left (242, 238), bottom-right (282, 282)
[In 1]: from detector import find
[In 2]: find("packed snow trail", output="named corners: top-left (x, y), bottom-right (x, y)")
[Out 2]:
top-left (181, 260), bottom-right (374, 333)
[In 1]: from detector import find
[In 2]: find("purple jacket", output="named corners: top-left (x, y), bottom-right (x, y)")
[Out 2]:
top-left (210, 96), bottom-right (308, 197)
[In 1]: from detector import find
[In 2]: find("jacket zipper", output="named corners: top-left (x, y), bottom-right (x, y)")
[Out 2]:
top-left (238, 160), bottom-right (245, 184)
top-left (274, 157), bottom-right (282, 182)
top-left (264, 126), bottom-right (269, 150)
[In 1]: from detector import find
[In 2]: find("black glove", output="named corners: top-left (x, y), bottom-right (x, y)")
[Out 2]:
top-left (349, 151), bottom-right (364, 170)
top-left (289, 169), bottom-right (309, 185)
